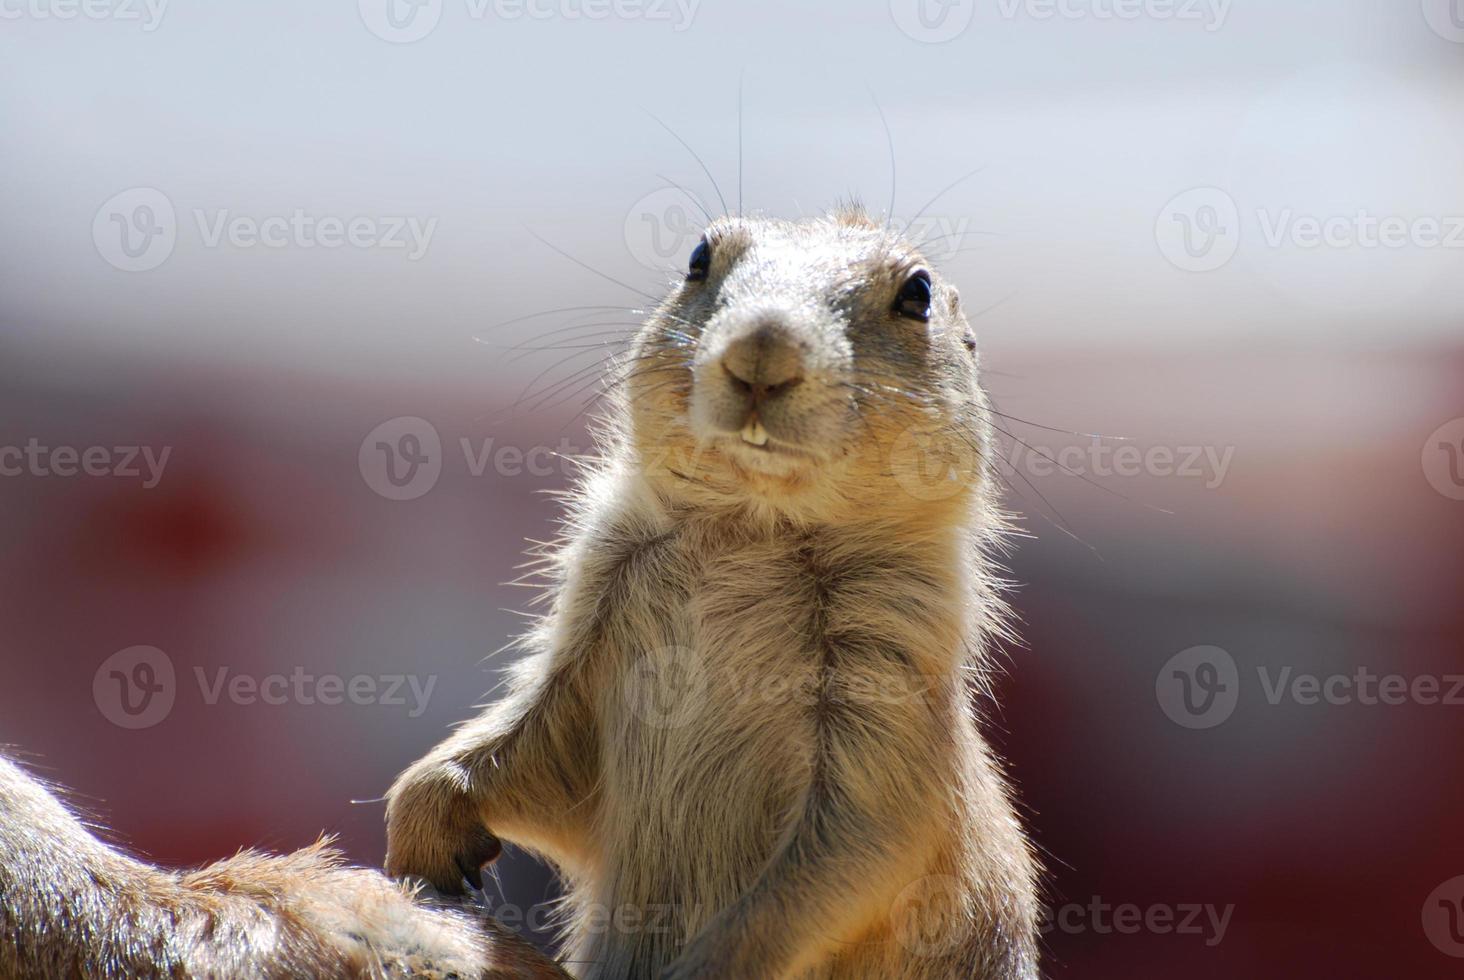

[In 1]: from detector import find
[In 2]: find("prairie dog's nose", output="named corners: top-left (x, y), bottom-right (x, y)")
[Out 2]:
top-left (720, 324), bottom-right (805, 400)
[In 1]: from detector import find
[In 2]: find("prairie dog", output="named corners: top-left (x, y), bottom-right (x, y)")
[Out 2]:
top-left (386, 207), bottom-right (1040, 978)
top-left (0, 754), bottom-right (567, 978)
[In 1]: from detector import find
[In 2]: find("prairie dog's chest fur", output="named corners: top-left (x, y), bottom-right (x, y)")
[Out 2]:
top-left (568, 485), bottom-right (968, 906)
top-left (602, 531), bottom-right (823, 850)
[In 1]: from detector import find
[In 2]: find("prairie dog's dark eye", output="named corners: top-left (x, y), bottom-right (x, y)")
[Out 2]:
top-left (687, 238), bottom-right (711, 282)
top-left (895, 269), bottom-right (932, 321)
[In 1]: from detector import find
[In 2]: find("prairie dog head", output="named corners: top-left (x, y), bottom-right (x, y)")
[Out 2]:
top-left (618, 206), bottom-right (995, 527)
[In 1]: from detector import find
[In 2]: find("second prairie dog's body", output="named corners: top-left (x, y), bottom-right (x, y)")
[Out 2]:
top-left (387, 208), bottom-right (1039, 978)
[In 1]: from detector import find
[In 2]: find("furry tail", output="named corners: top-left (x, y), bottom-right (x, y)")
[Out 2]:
top-left (0, 754), bottom-right (566, 979)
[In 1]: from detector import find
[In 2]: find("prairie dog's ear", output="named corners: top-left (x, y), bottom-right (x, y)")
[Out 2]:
top-left (944, 287), bottom-right (977, 354)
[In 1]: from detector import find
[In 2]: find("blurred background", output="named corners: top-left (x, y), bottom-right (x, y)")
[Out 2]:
top-left (2, 1), bottom-right (1463, 976)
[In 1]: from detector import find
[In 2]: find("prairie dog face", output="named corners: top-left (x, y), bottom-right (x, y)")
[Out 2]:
top-left (622, 207), bottom-right (992, 523)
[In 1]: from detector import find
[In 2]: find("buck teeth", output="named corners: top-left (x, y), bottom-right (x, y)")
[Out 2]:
top-left (740, 420), bottom-right (769, 447)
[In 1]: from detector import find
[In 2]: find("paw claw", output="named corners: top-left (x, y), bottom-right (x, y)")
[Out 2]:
top-left (454, 826), bottom-right (502, 891)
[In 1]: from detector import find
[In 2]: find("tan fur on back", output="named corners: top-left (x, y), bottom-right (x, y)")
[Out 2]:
top-left (0, 755), bottom-right (566, 978)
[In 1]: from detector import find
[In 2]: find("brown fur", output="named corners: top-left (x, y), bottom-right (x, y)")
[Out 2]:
top-left (387, 209), bottom-right (1040, 978)
top-left (0, 755), bottom-right (567, 979)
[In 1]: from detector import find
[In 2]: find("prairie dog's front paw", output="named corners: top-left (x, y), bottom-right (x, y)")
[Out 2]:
top-left (385, 762), bottom-right (500, 895)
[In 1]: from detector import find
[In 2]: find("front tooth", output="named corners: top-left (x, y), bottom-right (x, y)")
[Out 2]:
top-left (741, 420), bottom-right (769, 447)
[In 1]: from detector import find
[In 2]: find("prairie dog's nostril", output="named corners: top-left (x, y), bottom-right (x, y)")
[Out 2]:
top-left (722, 361), bottom-right (753, 394)
top-left (762, 375), bottom-right (803, 397)
top-left (720, 324), bottom-right (806, 398)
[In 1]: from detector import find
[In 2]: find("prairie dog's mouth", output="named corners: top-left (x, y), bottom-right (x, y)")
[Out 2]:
top-left (720, 431), bottom-right (820, 466)
top-left (731, 415), bottom-right (819, 461)
top-left (740, 419), bottom-right (769, 447)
